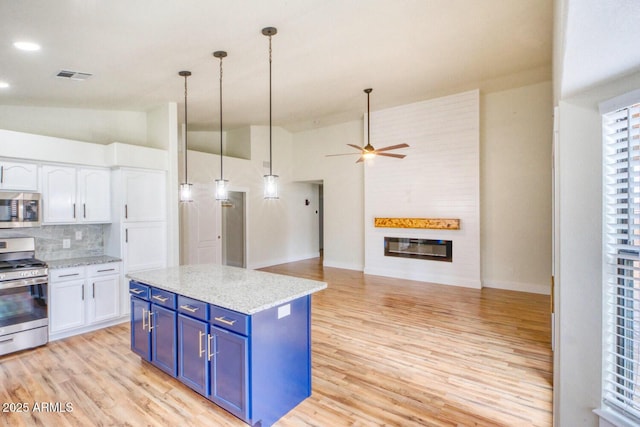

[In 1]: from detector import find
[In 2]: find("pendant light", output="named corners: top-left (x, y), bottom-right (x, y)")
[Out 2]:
top-left (178, 71), bottom-right (193, 202)
top-left (213, 50), bottom-right (229, 202)
top-left (262, 27), bottom-right (279, 199)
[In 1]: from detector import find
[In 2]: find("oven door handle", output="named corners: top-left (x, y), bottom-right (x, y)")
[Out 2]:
top-left (0, 276), bottom-right (48, 290)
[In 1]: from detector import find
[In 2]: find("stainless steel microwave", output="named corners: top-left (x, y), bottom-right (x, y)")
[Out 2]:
top-left (0, 192), bottom-right (41, 228)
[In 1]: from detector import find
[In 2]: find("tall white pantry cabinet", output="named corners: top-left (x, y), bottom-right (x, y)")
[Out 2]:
top-left (107, 168), bottom-right (167, 315)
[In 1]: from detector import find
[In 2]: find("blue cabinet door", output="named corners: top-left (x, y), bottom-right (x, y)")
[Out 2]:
top-left (209, 326), bottom-right (249, 421)
top-left (178, 314), bottom-right (209, 395)
top-left (131, 297), bottom-right (151, 360)
top-left (151, 304), bottom-right (177, 376)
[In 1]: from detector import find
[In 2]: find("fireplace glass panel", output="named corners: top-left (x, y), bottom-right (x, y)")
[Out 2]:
top-left (384, 237), bottom-right (452, 262)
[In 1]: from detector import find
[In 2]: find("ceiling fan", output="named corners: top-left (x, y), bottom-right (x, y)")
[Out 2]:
top-left (327, 88), bottom-right (409, 163)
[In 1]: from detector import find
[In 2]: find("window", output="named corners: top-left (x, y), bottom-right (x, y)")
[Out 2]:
top-left (603, 102), bottom-right (640, 423)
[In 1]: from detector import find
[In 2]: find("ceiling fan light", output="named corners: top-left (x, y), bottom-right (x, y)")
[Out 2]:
top-left (362, 151), bottom-right (376, 160)
top-left (215, 179), bottom-right (229, 201)
top-left (264, 174), bottom-right (279, 199)
top-left (179, 182), bottom-right (193, 202)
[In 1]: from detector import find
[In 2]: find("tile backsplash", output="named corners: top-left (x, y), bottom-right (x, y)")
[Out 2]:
top-left (0, 224), bottom-right (108, 261)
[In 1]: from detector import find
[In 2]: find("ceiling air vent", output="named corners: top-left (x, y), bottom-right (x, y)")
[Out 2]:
top-left (56, 70), bottom-right (93, 81)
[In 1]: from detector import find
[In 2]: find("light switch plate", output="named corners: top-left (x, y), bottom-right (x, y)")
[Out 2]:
top-left (62, 239), bottom-right (70, 249)
top-left (277, 303), bottom-right (291, 319)
top-left (75, 231), bottom-right (82, 240)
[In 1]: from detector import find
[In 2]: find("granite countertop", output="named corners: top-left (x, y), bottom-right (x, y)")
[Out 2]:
top-left (127, 264), bottom-right (328, 315)
top-left (46, 255), bottom-right (122, 269)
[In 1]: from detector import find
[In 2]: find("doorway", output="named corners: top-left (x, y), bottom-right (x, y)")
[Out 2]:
top-left (222, 191), bottom-right (246, 268)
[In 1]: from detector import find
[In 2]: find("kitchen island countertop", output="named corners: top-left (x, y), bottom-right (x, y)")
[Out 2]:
top-left (127, 264), bottom-right (327, 315)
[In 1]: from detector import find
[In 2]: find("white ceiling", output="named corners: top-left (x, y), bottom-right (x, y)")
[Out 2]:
top-left (559, 0), bottom-right (640, 99)
top-left (0, 0), bottom-right (552, 133)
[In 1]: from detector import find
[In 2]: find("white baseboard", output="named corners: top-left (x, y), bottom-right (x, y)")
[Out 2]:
top-left (322, 259), bottom-right (363, 271)
top-left (249, 252), bottom-right (320, 270)
top-left (482, 279), bottom-right (551, 295)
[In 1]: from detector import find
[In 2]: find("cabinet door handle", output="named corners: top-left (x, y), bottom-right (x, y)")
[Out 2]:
top-left (59, 273), bottom-right (80, 278)
top-left (81, 284), bottom-right (84, 301)
top-left (198, 330), bottom-right (205, 358)
top-left (142, 308), bottom-right (147, 331)
top-left (207, 334), bottom-right (214, 361)
top-left (152, 295), bottom-right (168, 303)
top-left (0, 165), bottom-right (3, 184)
top-left (179, 304), bottom-right (198, 313)
top-left (98, 268), bottom-right (115, 273)
top-left (92, 283), bottom-right (95, 299)
top-left (147, 310), bottom-right (154, 331)
top-left (130, 288), bottom-right (144, 295)
top-left (214, 316), bottom-right (236, 326)
top-left (73, 203), bottom-right (76, 219)
top-left (125, 229), bottom-right (128, 243)
top-left (125, 204), bottom-right (128, 219)
top-left (83, 203), bottom-right (86, 218)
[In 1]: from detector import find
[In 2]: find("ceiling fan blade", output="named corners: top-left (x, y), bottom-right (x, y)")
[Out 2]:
top-left (375, 143), bottom-right (410, 152)
top-left (377, 152), bottom-right (406, 159)
top-left (326, 153), bottom-right (359, 157)
top-left (346, 144), bottom-right (365, 152)
top-left (355, 156), bottom-right (364, 163)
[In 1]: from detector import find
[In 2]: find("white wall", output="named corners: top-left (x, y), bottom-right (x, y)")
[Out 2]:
top-left (481, 82), bottom-right (553, 294)
top-left (364, 90), bottom-right (481, 287)
top-left (292, 120), bottom-right (364, 270)
top-left (0, 105), bottom-right (149, 146)
top-left (553, 70), bottom-right (640, 427)
top-left (184, 125), bottom-right (320, 270)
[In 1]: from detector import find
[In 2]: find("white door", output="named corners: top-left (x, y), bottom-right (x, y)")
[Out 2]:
top-left (42, 165), bottom-right (77, 223)
top-left (78, 168), bottom-right (111, 223)
top-left (183, 183), bottom-right (221, 265)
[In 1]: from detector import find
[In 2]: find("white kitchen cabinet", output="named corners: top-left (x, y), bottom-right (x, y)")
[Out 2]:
top-left (78, 168), bottom-right (111, 223)
top-left (124, 222), bottom-right (167, 272)
top-left (0, 160), bottom-right (38, 191)
top-left (49, 267), bottom-right (86, 333)
top-left (49, 262), bottom-right (122, 339)
top-left (121, 169), bottom-right (166, 222)
top-left (42, 165), bottom-right (111, 224)
top-left (42, 165), bottom-right (76, 223)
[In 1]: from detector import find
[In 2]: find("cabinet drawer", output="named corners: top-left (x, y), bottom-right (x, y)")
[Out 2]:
top-left (210, 305), bottom-right (249, 336)
top-left (150, 288), bottom-right (176, 310)
top-left (177, 296), bottom-right (209, 321)
top-left (129, 281), bottom-right (150, 300)
top-left (87, 262), bottom-right (120, 277)
top-left (50, 266), bottom-right (85, 282)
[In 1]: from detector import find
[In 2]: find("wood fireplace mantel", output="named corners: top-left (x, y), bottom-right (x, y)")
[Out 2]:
top-left (374, 217), bottom-right (460, 230)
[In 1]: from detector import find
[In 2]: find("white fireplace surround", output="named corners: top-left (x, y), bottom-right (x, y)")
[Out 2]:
top-left (363, 90), bottom-right (480, 288)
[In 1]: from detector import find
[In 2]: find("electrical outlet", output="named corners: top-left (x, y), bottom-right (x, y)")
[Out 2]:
top-left (75, 231), bottom-right (82, 240)
top-left (62, 239), bottom-right (70, 249)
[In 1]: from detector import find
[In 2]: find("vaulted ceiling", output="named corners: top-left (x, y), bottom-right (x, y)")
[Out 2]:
top-left (1, 1), bottom-right (553, 132)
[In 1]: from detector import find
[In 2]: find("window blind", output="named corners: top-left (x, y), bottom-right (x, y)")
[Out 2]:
top-left (603, 103), bottom-right (640, 423)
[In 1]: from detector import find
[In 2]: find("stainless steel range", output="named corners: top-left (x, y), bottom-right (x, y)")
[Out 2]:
top-left (0, 237), bottom-right (48, 356)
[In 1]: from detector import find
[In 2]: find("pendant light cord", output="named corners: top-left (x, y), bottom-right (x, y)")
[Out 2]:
top-left (268, 33), bottom-right (273, 176)
top-left (219, 55), bottom-right (224, 180)
top-left (367, 90), bottom-right (370, 148)
top-left (183, 74), bottom-right (189, 182)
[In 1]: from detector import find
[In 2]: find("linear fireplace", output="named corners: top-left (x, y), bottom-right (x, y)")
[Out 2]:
top-left (384, 237), bottom-right (452, 262)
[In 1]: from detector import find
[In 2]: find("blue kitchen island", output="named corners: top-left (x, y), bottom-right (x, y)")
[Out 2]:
top-left (127, 264), bottom-right (327, 427)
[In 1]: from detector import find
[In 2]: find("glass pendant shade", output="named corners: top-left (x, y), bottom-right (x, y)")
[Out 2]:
top-left (215, 178), bottom-right (229, 201)
top-left (179, 182), bottom-right (193, 202)
top-left (263, 174), bottom-right (279, 199)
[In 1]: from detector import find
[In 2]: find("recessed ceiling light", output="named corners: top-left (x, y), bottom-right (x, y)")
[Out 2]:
top-left (13, 41), bottom-right (41, 51)
top-left (0, 82), bottom-right (9, 89)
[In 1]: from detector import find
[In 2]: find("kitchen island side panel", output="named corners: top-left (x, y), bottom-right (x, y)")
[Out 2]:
top-left (250, 295), bottom-right (312, 427)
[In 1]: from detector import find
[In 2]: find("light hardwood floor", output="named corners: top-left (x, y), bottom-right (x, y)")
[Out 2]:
top-left (0, 258), bottom-right (552, 426)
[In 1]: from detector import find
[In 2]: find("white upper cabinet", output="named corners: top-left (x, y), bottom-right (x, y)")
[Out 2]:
top-left (42, 165), bottom-right (111, 224)
top-left (121, 169), bottom-right (166, 222)
top-left (78, 168), bottom-right (111, 223)
top-left (42, 165), bottom-right (76, 223)
top-left (0, 160), bottom-right (38, 191)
